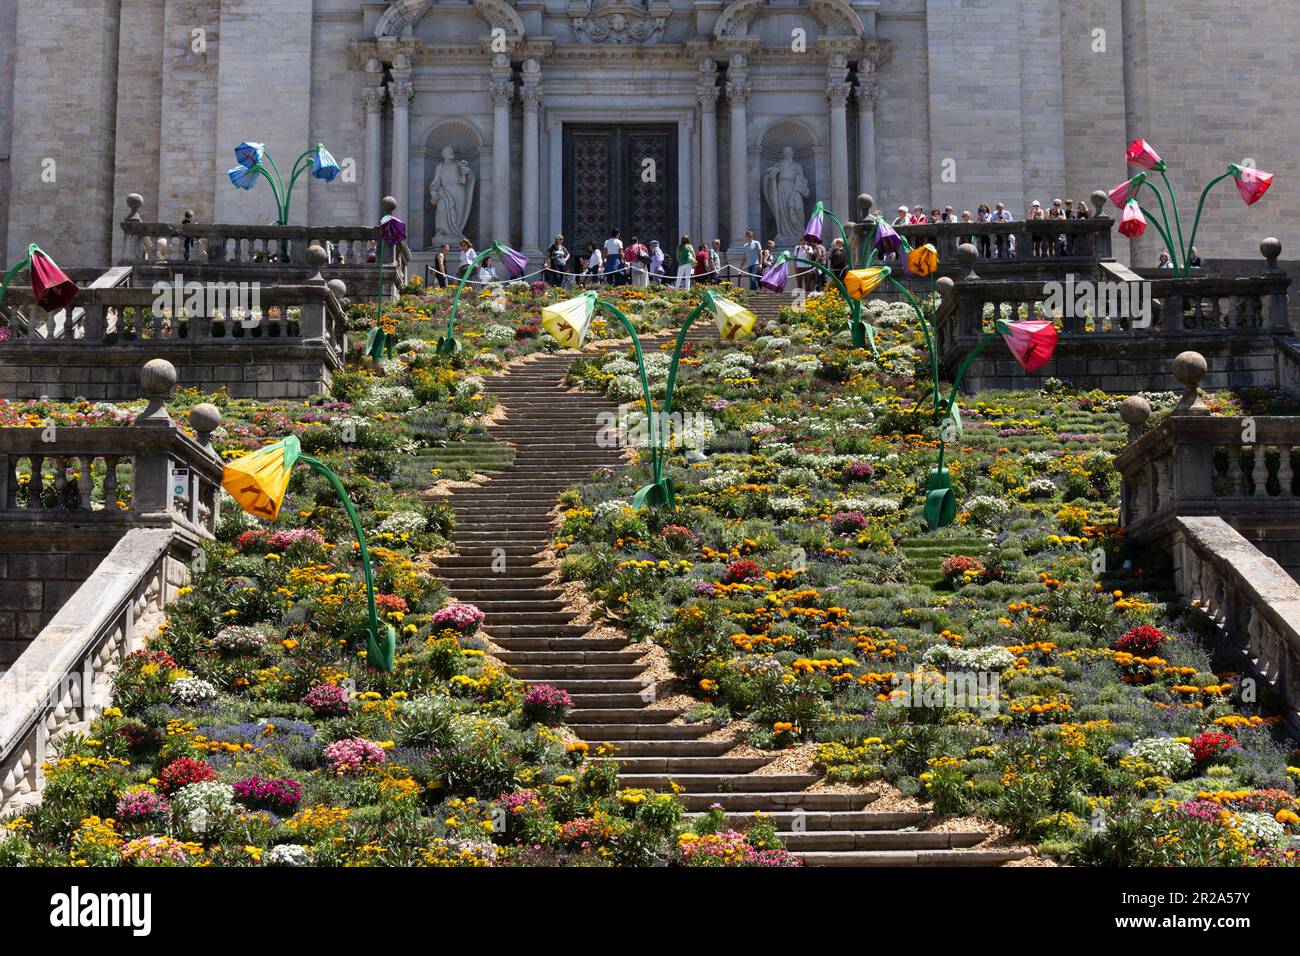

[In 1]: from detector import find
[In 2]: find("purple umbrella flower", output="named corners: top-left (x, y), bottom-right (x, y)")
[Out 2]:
top-left (495, 242), bottom-right (528, 280)
top-left (803, 202), bottom-right (825, 244)
top-left (379, 215), bottom-right (407, 245)
top-left (872, 218), bottom-right (901, 256)
top-left (759, 253), bottom-right (790, 292)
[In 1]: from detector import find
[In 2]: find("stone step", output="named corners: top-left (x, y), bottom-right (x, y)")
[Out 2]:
top-left (496, 650), bottom-right (643, 665)
top-left (568, 707), bottom-right (680, 724)
top-left (576, 722), bottom-right (714, 740)
top-left (489, 637), bottom-right (629, 652)
top-left (566, 692), bottom-right (658, 708)
top-left (480, 612), bottom-right (581, 627)
top-left (615, 773), bottom-right (820, 792)
top-left (676, 791), bottom-right (878, 812)
top-left (451, 545), bottom-right (547, 557)
top-left (507, 663), bottom-right (645, 679)
top-left (782, 830), bottom-right (987, 852)
top-left (521, 678), bottom-right (651, 694)
top-left (684, 809), bottom-right (926, 831)
top-left (798, 849), bottom-right (1031, 867)
top-left (445, 589), bottom-right (566, 602)
top-left (599, 756), bottom-right (773, 773)
top-left (593, 739), bottom-right (737, 757)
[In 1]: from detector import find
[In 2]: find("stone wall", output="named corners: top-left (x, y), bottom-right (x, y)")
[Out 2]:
top-left (0, 0), bottom-right (16, 263)
top-left (0, 341), bottom-right (339, 401)
top-left (0, 523), bottom-right (123, 667)
top-left (110, 0), bottom-right (166, 262)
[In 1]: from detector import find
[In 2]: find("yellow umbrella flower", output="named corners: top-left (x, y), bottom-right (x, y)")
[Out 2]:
top-left (843, 266), bottom-right (890, 300)
top-left (709, 294), bottom-right (757, 341)
top-left (221, 436), bottom-right (301, 520)
top-left (906, 243), bottom-right (939, 277)
top-left (540, 290), bottom-right (598, 348)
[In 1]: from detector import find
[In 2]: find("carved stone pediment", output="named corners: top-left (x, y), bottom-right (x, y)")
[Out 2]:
top-left (570, 0), bottom-right (669, 44)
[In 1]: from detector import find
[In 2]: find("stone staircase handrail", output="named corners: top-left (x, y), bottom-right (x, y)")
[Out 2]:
top-left (895, 215), bottom-right (1114, 264)
top-left (1173, 515), bottom-right (1300, 727)
top-left (0, 528), bottom-right (175, 809)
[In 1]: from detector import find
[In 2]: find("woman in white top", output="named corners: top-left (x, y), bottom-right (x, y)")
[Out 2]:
top-left (586, 243), bottom-right (603, 286)
top-left (476, 256), bottom-right (497, 284)
top-left (648, 241), bottom-right (665, 282)
top-left (458, 239), bottom-right (477, 279)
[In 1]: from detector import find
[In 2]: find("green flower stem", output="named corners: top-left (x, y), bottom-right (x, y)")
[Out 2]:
top-left (1137, 202), bottom-right (1180, 273)
top-left (281, 148), bottom-right (321, 224)
top-left (595, 299), bottom-right (664, 487)
top-left (299, 454), bottom-right (393, 671)
top-left (822, 208), bottom-right (850, 252)
top-left (1182, 171), bottom-right (1233, 277)
top-left (1159, 170), bottom-right (1188, 277)
top-left (791, 255), bottom-right (874, 353)
top-left (441, 243), bottom-right (498, 353)
top-left (662, 297), bottom-right (713, 421)
top-left (861, 218), bottom-right (882, 268)
top-left (1138, 181), bottom-right (1180, 272)
top-left (886, 274), bottom-right (941, 412)
top-left (0, 249), bottom-right (34, 310)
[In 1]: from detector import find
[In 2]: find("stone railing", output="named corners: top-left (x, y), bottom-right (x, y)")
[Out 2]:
top-left (1172, 516), bottom-right (1300, 727)
top-left (117, 194), bottom-right (409, 292)
top-left (1114, 354), bottom-right (1299, 539)
top-left (895, 213), bottom-right (1114, 264)
top-left (0, 364), bottom-right (224, 541)
top-left (0, 528), bottom-right (182, 809)
top-left (0, 274), bottom-right (347, 359)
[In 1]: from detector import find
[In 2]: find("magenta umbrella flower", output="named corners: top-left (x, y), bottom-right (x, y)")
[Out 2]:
top-left (496, 242), bottom-right (528, 280)
top-left (379, 215), bottom-right (407, 245)
top-left (803, 203), bottom-right (825, 244)
top-left (872, 219), bottom-right (902, 257)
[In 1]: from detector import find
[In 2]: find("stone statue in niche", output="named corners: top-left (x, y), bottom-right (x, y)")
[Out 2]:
top-left (429, 145), bottom-right (476, 244)
top-left (763, 146), bottom-right (810, 245)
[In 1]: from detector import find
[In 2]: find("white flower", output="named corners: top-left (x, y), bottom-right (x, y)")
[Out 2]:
top-left (172, 781), bottom-right (237, 837)
top-left (1129, 737), bottom-right (1194, 777)
top-left (922, 644), bottom-right (1017, 671)
top-left (266, 844), bottom-right (312, 866)
top-left (377, 510), bottom-right (427, 536)
top-left (1234, 811), bottom-right (1285, 845)
top-left (170, 676), bottom-right (217, 705)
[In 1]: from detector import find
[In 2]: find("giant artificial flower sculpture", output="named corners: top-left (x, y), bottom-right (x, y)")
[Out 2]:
top-left (923, 317), bottom-right (1060, 531)
top-left (225, 140), bottom-right (342, 224)
top-left (437, 240), bottom-right (528, 355)
top-left (759, 254), bottom-right (789, 293)
top-left (222, 435), bottom-right (396, 671)
top-left (537, 290), bottom-right (754, 508)
top-left (369, 211), bottom-right (408, 361)
top-left (0, 243), bottom-right (78, 314)
top-left (906, 244), bottom-right (939, 278)
top-left (1114, 138), bottom-right (1276, 275)
top-left (843, 267), bottom-right (890, 300)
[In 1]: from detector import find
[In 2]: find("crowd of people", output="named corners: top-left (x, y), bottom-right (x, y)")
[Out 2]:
top-left (421, 197), bottom-right (1116, 289)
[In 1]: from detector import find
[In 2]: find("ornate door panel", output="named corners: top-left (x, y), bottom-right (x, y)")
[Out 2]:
top-left (563, 125), bottom-right (677, 253)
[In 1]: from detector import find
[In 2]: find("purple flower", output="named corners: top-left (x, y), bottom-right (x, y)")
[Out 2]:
top-left (379, 215), bottom-right (407, 245)
top-left (759, 255), bottom-right (789, 293)
top-left (803, 205), bottom-right (825, 244)
top-left (496, 243), bottom-right (529, 280)
top-left (872, 219), bottom-right (901, 256)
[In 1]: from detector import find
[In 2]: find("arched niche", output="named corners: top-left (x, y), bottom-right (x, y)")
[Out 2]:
top-left (758, 120), bottom-right (819, 246)
top-left (423, 119), bottom-right (483, 250)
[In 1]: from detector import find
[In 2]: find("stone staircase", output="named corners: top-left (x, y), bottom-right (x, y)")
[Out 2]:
top-left (429, 342), bottom-right (1027, 866)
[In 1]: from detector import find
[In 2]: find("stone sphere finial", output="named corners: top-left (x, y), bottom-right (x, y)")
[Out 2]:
top-left (327, 278), bottom-right (348, 301)
top-left (1172, 350), bottom-right (1210, 416)
top-left (1118, 395), bottom-right (1151, 441)
top-left (306, 243), bottom-right (328, 284)
top-left (136, 358), bottom-right (178, 426)
top-left (956, 243), bottom-right (979, 279)
top-left (857, 193), bottom-right (874, 217)
top-left (1090, 190), bottom-right (1107, 215)
top-left (935, 276), bottom-right (955, 297)
top-left (190, 402), bottom-right (222, 450)
top-left (1260, 236), bottom-right (1281, 268)
top-left (381, 196), bottom-right (398, 216)
top-left (126, 193), bottom-right (144, 219)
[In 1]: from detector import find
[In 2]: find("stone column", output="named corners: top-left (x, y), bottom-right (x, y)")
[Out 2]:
top-left (856, 76), bottom-right (879, 203)
top-left (520, 60), bottom-right (543, 260)
top-left (490, 54), bottom-right (514, 245)
top-left (697, 61), bottom-right (720, 249)
top-left (362, 74), bottom-right (387, 226)
top-left (389, 70), bottom-right (414, 226)
top-left (827, 55), bottom-right (851, 219)
top-left (725, 55), bottom-right (750, 255)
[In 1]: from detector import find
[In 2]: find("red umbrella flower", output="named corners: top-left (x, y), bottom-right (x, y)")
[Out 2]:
top-left (1118, 200), bottom-right (1147, 239)
top-left (1107, 173), bottom-right (1146, 209)
top-left (1228, 163), bottom-right (1273, 205)
top-left (1125, 138), bottom-right (1166, 172)
top-left (27, 245), bottom-right (79, 311)
top-left (997, 318), bottom-right (1058, 373)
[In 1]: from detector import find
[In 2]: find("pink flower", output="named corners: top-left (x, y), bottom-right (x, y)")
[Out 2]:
top-left (1118, 200), bottom-right (1147, 239)
top-left (1107, 174), bottom-right (1145, 208)
top-left (1125, 138), bottom-right (1165, 172)
top-left (1229, 163), bottom-right (1274, 205)
top-left (998, 319), bottom-right (1059, 373)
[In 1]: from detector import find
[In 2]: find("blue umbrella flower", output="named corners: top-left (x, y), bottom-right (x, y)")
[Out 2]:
top-left (310, 144), bottom-right (341, 183)
top-left (234, 141), bottom-right (265, 169)
top-left (228, 164), bottom-right (260, 190)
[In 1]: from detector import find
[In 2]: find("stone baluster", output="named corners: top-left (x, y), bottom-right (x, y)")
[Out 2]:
top-left (1224, 443), bottom-right (1243, 497)
top-left (1249, 442), bottom-right (1268, 497)
top-left (103, 456), bottom-right (120, 508)
top-left (123, 194), bottom-right (144, 261)
top-left (0, 453), bottom-right (11, 509)
top-left (27, 454), bottom-right (43, 509)
top-left (78, 455), bottom-right (94, 511)
top-left (299, 244), bottom-right (330, 341)
top-left (1278, 442), bottom-right (1295, 496)
top-left (132, 360), bottom-right (177, 518)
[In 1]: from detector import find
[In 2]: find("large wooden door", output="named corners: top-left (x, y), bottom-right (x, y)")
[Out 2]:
top-left (562, 124), bottom-right (677, 254)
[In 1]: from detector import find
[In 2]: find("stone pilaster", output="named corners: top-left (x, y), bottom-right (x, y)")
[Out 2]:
top-left (725, 54), bottom-right (750, 253)
top-left (520, 59), bottom-right (543, 260)
top-left (490, 54), bottom-right (514, 246)
top-left (388, 56), bottom-right (414, 227)
top-left (827, 54), bottom-right (851, 222)
top-left (697, 60), bottom-right (720, 248)
top-left (362, 61), bottom-right (386, 227)
top-left (856, 75), bottom-right (879, 205)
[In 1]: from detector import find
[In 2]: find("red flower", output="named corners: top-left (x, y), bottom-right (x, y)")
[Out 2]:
top-left (1229, 163), bottom-right (1273, 205)
top-left (722, 559), bottom-right (763, 584)
top-left (1125, 138), bottom-right (1166, 172)
top-left (1118, 200), bottom-right (1147, 238)
top-left (1107, 174), bottom-right (1145, 208)
top-left (998, 319), bottom-right (1058, 373)
top-left (1115, 624), bottom-right (1167, 654)
top-left (28, 246), bottom-right (78, 312)
top-left (1190, 731), bottom-right (1239, 763)
top-left (158, 758), bottom-right (218, 795)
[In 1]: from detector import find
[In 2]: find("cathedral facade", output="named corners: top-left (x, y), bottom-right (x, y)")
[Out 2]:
top-left (0, 0), bottom-right (1294, 267)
